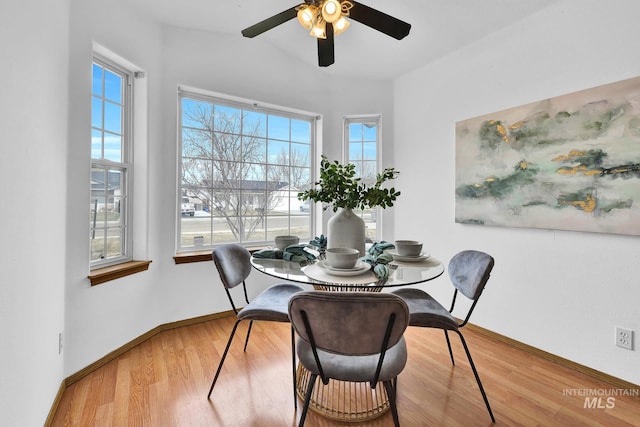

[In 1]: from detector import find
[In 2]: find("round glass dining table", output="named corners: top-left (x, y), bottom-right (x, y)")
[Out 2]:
top-left (250, 255), bottom-right (444, 291)
top-left (250, 254), bottom-right (445, 422)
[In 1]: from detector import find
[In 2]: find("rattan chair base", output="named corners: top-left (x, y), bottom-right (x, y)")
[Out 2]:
top-left (295, 364), bottom-right (390, 422)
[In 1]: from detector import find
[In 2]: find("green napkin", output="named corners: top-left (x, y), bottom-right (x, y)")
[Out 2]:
top-left (368, 241), bottom-right (395, 257)
top-left (309, 234), bottom-right (327, 250)
top-left (252, 248), bottom-right (284, 259)
top-left (253, 245), bottom-right (317, 263)
top-left (361, 244), bottom-right (394, 281)
top-left (282, 244), bottom-right (317, 263)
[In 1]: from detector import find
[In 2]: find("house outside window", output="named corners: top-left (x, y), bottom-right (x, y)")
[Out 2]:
top-left (177, 88), bottom-right (317, 252)
top-left (344, 115), bottom-right (381, 242)
top-left (90, 56), bottom-right (132, 267)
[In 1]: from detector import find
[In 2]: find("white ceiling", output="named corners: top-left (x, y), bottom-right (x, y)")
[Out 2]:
top-left (121, 0), bottom-right (556, 80)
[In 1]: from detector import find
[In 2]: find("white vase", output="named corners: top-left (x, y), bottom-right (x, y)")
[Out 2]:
top-left (327, 208), bottom-right (366, 256)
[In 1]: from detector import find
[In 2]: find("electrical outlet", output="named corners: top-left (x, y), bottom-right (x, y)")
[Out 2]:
top-left (615, 327), bottom-right (633, 350)
top-left (58, 332), bottom-right (63, 354)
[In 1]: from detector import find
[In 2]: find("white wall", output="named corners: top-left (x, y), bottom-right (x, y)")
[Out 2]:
top-left (0, 0), bottom-right (69, 425)
top-left (394, 0), bottom-right (640, 385)
top-left (63, 2), bottom-right (394, 379)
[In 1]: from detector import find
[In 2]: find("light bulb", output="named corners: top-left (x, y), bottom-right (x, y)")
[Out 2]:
top-left (297, 5), bottom-right (317, 30)
top-left (321, 0), bottom-right (342, 23)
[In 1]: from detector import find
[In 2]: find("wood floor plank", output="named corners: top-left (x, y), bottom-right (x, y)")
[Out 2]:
top-left (51, 315), bottom-right (640, 426)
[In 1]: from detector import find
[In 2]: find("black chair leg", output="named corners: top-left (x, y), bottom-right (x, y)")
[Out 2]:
top-left (243, 320), bottom-right (254, 352)
top-left (456, 331), bottom-right (495, 423)
top-left (444, 330), bottom-right (455, 365)
top-left (208, 319), bottom-right (241, 399)
top-left (384, 380), bottom-right (401, 427)
top-left (299, 373), bottom-right (317, 427)
top-left (291, 326), bottom-right (297, 410)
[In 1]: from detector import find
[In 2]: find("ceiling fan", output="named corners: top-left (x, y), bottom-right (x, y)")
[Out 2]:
top-left (241, 0), bottom-right (411, 67)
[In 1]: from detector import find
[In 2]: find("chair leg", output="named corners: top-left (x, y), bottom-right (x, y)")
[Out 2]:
top-left (299, 373), bottom-right (317, 427)
top-left (444, 330), bottom-right (455, 365)
top-left (243, 320), bottom-right (254, 352)
top-left (384, 380), bottom-right (401, 427)
top-left (291, 326), bottom-right (297, 410)
top-left (455, 331), bottom-right (495, 423)
top-left (208, 319), bottom-right (242, 399)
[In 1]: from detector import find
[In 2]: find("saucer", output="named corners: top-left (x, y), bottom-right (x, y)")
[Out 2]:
top-left (317, 260), bottom-right (370, 276)
top-left (384, 249), bottom-right (430, 262)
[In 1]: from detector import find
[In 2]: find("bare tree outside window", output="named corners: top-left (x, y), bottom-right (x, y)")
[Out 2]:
top-left (178, 93), bottom-right (315, 250)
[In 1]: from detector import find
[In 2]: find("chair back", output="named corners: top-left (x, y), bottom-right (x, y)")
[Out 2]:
top-left (448, 250), bottom-right (494, 301)
top-left (288, 291), bottom-right (409, 356)
top-left (212, 244), bottom-right (252, 290)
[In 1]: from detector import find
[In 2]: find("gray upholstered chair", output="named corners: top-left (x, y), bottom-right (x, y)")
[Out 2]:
top-left (391, 249), bottom-right (496, 423)
top-left (207, 244), bottom-right (304, 406)
top-left (288, 291), bottom-right (410, 427)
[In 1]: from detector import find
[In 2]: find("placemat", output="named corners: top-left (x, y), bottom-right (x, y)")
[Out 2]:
top-left (302, 263), bottom-right (377, 285)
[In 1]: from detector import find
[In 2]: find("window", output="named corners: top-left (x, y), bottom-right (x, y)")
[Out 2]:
top-left (344, 115), bottom-right (381, 241)
top-left (177, 88), bottom-right (317, 252)
top-left (90, 56), bottom-right (132, 267)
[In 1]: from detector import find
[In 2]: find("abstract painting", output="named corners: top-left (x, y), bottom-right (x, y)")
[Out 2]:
top-left (455, 76), bottom-right (640, 236)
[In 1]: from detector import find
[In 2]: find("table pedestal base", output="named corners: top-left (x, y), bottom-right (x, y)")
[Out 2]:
top-left (295, 364), bottom-right (390, 422)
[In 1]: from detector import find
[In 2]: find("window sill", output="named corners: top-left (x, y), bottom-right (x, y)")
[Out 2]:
top-left (173, 250), bottom-right (213, 264)
top-left (88, 260), bottom-right (152, 286)
top-left (174, 247), bottom-right (263, 265)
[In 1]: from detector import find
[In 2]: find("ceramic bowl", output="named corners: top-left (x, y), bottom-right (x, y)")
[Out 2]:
top-left (325, 247), bottom-right (360, 269)
top-left (274, 235), bottom-right (299, 250)
top-left (395, 240), bottom-right (423, 257)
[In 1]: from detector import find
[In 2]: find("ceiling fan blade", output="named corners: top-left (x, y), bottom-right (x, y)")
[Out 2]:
top-left (241, 7), bottom-right (298, 38)
top-left (317, 24), bottom-right (335, 66)
top-left (348, 1), bottom-right (411, 40)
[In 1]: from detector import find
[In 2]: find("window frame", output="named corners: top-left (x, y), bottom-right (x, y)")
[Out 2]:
top-left (90, 54), bottom-right (134, 269)
top-left (343, 114), bottom-right (383, 242)
top-left (176, 86), bottom-right (319, 253)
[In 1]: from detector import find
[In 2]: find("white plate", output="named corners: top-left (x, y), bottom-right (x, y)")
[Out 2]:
top-left (384, 249), bottom-right (431, 262)
top-left (317, 260), bottom-right (371, 276)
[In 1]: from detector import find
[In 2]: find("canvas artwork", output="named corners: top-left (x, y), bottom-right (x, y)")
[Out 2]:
top-left (455, 76), bottom-right (640, 236)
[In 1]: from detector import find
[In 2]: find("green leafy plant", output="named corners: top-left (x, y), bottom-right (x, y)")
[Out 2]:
top-left (298, 155), bottom-right (401, 212)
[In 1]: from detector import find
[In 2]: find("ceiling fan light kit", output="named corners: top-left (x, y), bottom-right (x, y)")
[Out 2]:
top-left (242, 0), bottom-right (411, 67)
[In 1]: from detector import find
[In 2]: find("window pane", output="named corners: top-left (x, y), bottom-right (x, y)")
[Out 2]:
top-left (268, 140), bottom-right (289, 165)
top-left (182, 98), bottom-right (212, 129)
top-left (91, 96), bottom-right (102, 129)
top-left (244, 135), bottom-right (266, 163)
top-left (243, 111), bottom-right (267, 137)
top-left (92, 129), bottom-right (102, 159)
top-left (243, 163), bottom-right (266, 183)
top-left (291, 119), bottom-right (311, 143)
top-left (182, 158), bottom-right (212, 187)
top-left (363, 142), bottom-right (376, 160)
top-left (105, 228), bottom-right (123, 258)
top-left (349, 123), bottom-right (362, 142)
top-left (104, 101), bottom-right (122, 133)
top-left (92, 64), bottom-right (103, 96)
top-left (268, 115), bottom-right (289, 140)
top-left (182, 128), bottom-right (212, 158)
top-left (363, 123), bottom-right (377, 141)
top-left (349, 142), bottom-right (362, 160)
top-left (215, 105), bottom-right (241, 133)
top-left (361, 160), bottom-right (377, 180)
top-left (104, 133), bottom-right (122, 162)
top-left (212, 132), bottom-right (241, 161)
top-left (104, 69), bottom-right (122, 103)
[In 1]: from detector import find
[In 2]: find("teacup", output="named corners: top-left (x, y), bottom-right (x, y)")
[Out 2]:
top-left (325, 247), bottom-right (360, 269)
top-left (395, 240), bottom-right (423, 257)
top-left (274, 235), bottom-right (299, 250)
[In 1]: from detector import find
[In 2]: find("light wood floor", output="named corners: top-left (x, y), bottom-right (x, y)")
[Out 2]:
top-left (51, 316), bottom-right (639, 426)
